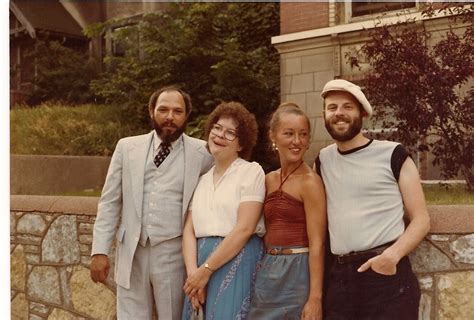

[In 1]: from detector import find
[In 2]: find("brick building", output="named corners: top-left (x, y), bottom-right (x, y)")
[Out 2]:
top-left (273, 2), bottom-right (468, 180)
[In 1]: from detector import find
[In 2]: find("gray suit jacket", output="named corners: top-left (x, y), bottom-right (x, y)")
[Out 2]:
top-left (91, 131), bottom-right (213, 289)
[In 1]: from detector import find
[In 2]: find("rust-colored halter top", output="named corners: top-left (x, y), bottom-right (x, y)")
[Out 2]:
top-left (263, 162), bottom-right (309, 248)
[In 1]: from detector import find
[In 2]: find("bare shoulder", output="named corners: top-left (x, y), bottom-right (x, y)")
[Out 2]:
top-left (301, 166), bottom-right (320, 187)
top-left (298, 168), bottom-right (325, 211)
top-left (300, 166), bottom-right (324, 198)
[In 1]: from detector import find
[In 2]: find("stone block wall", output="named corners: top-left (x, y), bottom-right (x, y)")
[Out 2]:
top-left (11, 196), bottom-right (116, 320)
top-left (10, 197), bottom-right (474, 319)
top-left (411, 235), bottom-right (474, 319)
top-left (278, 46), bottom-right (336, 165)
top-left (410, 206), bottom-right (474, 319)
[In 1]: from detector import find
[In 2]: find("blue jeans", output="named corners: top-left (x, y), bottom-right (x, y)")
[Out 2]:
top-left (324, 256), bottom-right (420, 320)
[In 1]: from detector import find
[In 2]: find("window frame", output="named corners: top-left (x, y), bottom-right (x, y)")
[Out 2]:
top-left (344, 1), bottom-right (419, 23)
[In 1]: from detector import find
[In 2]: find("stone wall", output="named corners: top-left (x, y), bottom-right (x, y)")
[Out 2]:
top-left (10, 196), bottom-right (474, 320)
top-left (11, 196), bottom-right (116, 320)
top-left (410, 206), bottom-right (474, 319)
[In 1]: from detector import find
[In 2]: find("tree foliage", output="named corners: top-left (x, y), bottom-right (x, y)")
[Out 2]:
top-left (86, 3), bottom-right (280, 166)
top-left (27, 39), bottom-right (100, 105)
top-left (348, 4), bottom-right (473, 190)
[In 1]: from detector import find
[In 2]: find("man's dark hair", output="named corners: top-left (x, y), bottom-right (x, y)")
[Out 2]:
top-left (148, 86), bottom-right (192, 116)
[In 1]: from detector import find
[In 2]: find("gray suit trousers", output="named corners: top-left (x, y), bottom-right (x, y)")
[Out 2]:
top-left (117, 237), bottom-right (185, 320)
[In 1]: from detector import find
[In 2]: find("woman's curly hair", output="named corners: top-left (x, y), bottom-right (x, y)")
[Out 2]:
top-left (204, 101), bottom-right (258, 160)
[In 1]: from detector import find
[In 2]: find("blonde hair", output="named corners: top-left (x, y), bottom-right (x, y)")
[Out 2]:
top-left (269, 102), bottom-right (310, 133)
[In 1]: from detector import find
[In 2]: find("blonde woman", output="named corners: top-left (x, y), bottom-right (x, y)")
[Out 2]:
top-left (250, 103), bottom-right (327, 319)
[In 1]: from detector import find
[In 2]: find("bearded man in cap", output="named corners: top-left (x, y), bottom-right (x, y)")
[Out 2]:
top-left (314, 79), bottom-right (430, 319)
top-left (90, 86), bottom-right (213, 319)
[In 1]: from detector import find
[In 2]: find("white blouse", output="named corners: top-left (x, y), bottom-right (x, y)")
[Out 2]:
top-left (191, 158), bottom-right (266, 238)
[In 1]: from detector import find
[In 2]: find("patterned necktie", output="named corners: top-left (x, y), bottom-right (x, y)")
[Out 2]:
top-left (154, 142), bottom-right (171, 168)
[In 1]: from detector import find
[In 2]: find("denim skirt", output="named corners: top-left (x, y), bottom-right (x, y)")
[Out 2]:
top-left (182, 235), bottom-right (264, 320)
top-left (249, 248), bottom-right (310, 319)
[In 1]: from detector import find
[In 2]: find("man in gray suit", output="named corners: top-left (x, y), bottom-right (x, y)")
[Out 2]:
top-left (90, 86), bottom-right (213, 319)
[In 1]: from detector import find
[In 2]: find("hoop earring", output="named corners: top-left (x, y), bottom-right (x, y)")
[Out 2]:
top-left (272, 142), bottom-right (278, 151)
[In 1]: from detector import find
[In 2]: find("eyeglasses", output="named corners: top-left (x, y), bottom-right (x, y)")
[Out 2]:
top-left (210, 123), bottom-right (238, 141)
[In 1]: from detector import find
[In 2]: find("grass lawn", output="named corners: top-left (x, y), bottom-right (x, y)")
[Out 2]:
top-left (56, 184), bottom-right (473, 205)
top-left (422, 183), bottom-right (473, 205)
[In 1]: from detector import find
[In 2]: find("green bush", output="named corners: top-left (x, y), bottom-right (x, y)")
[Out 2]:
top-left (11, 103), bottom-right (148, 156)
top-left (27, 40), bottom-right (100, 105)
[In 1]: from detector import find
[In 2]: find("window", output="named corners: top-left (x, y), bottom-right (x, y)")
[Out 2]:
top-left (352, 1), bottom-right (416, 17)
top-left (343, 1), bottom-right (418, 23)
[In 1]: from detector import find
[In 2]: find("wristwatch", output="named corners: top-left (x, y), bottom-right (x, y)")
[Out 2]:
top-left (204, 262), bottom-right (215, 273)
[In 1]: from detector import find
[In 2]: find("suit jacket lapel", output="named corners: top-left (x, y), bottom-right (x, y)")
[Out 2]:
top-left (128, 131), bottom-right (153, 218)
top-left (182, 135), bottom-right (204, 216)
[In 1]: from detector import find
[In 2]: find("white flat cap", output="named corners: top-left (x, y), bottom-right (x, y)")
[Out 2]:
top-left (321, 79), bottom-right (373, 116)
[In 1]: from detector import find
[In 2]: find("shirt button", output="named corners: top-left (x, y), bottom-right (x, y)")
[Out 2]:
top-left (148, 224), bottom-right (152, 228)
top-left (134, 237), bottom-right (139, 241)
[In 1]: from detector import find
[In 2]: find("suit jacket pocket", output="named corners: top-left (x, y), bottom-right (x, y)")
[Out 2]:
top-left (116, 226), bottom-right (126, 243)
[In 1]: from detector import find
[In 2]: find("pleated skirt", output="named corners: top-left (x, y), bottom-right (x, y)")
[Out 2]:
top-left (182, 235), bottom-right (264, 320)
top-left (249, 249), bottom-right (310, 320)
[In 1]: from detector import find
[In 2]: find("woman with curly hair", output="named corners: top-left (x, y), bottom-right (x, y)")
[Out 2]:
top-left (181, 101), bottom-right (265, 319)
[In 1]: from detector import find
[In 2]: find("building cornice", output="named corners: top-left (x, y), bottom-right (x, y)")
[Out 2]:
top-left (272, 6), bottom-right (468, 46)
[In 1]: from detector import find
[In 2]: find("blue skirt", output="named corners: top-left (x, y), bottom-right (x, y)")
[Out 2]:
top-left (249, 249), bottom-right (310, 319)
top-left (182, 235), bottom-right (264, 320)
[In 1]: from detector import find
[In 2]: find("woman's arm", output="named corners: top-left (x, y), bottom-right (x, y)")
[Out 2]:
top-left (182, 210), bottom-right (207, 308)
top-left (182, 210), bottom-right (198, 277)
top-left (301, 172), bottom-right (327, 320)
top-left (183, 200), bottom-right (263, 296)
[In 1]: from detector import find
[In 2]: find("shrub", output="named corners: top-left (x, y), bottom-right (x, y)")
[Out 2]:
top-left (27, 40), bottom-right (100, 105)
top-left (11, 103), bottom-right (148, 156)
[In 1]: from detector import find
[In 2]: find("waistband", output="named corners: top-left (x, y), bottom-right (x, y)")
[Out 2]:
top-left (267, 247), bottom-right (309, 255)
top-left (334, 241), bottom-right (396, 264)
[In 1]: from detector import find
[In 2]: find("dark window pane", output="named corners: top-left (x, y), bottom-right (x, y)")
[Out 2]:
top-left (352, 1), bottom-right (416, 17)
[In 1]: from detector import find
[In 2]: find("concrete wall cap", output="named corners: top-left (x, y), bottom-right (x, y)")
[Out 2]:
top-left (427, 205), bottom-right (474, 234)
top-left (11, 195), bottom-right (99, 216)
top-left (10, 196), bottom-right (473, 232)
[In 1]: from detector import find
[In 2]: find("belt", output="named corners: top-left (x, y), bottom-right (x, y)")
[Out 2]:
top-left (334, 241), bottom-right (395, 264)
top-left (267, 247), bottom-right (309, 255)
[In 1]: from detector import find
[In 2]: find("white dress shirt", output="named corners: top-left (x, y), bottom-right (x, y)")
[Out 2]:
top-left (191, 157), bottom-right (266, 238)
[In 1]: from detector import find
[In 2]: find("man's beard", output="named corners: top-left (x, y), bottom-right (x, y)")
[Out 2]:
top-left (324, 113), bottom-right (362, 142)
top-left (152, 118), bottom-right (186, 144)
